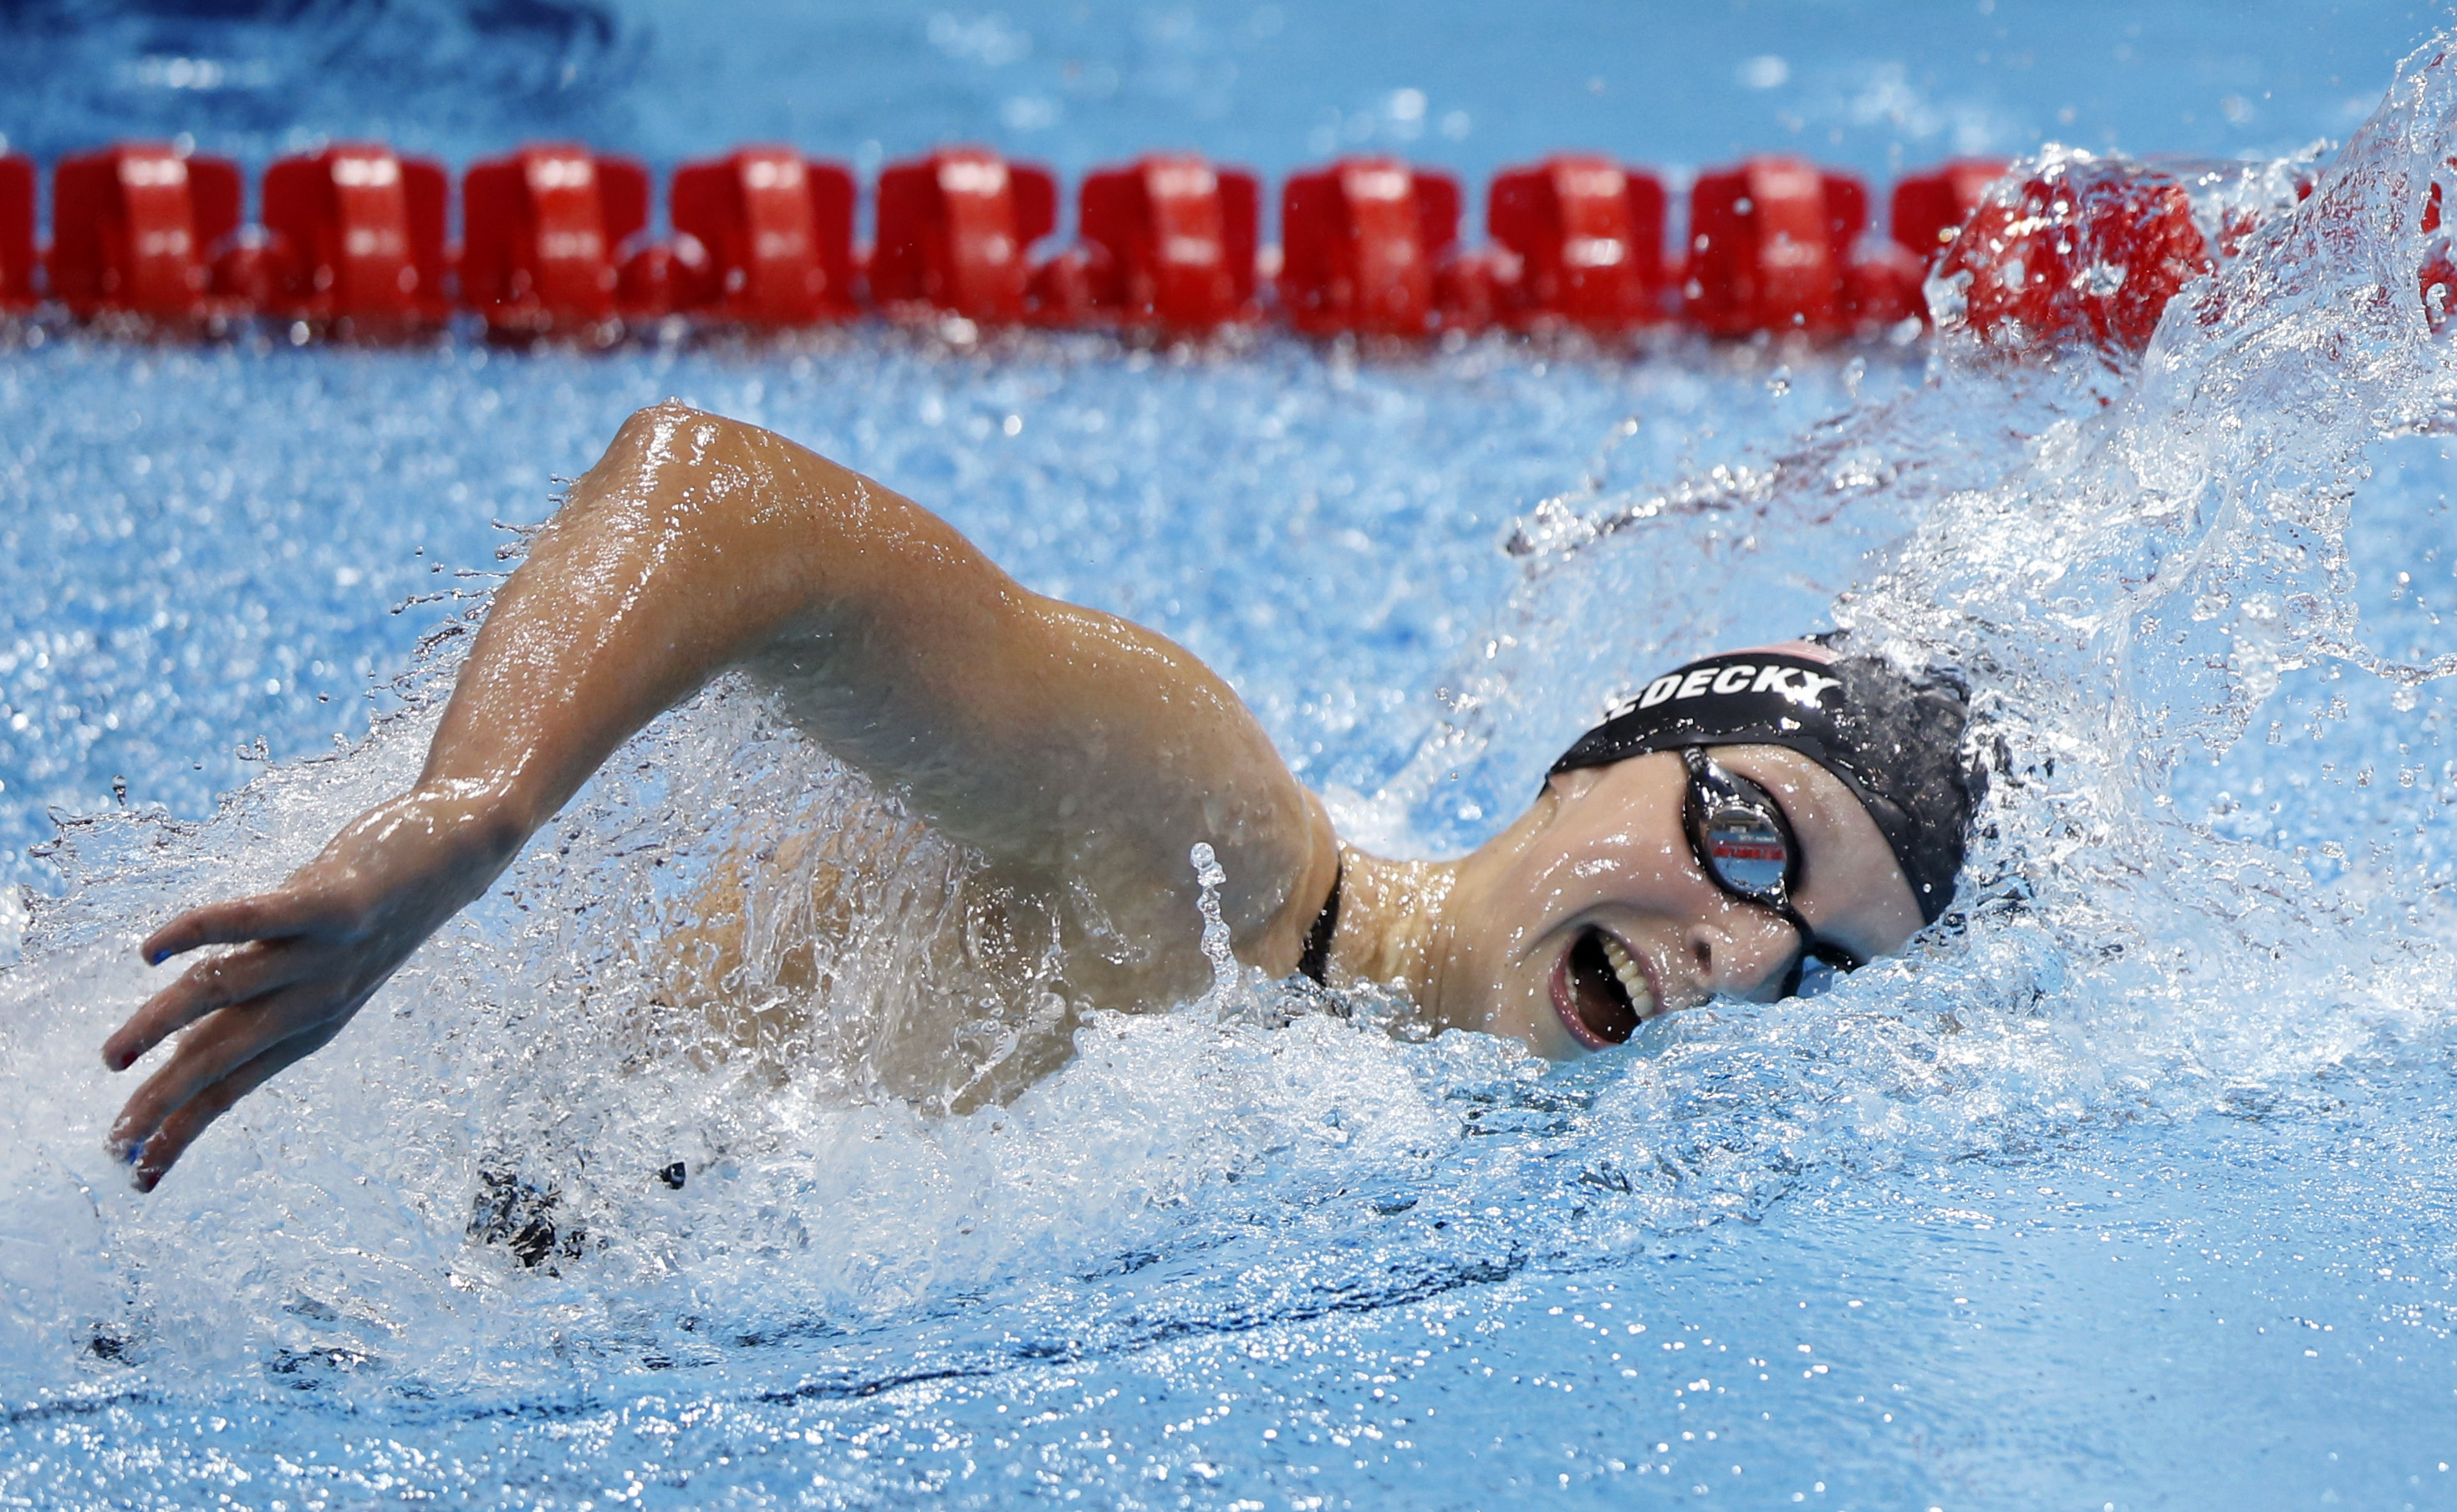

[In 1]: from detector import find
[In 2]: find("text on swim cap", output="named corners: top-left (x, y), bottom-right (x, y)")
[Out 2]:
top-left (1628, 663), bottom-right (1841, 713)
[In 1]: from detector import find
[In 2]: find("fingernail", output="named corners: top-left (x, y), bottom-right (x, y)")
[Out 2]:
top-left (115, 1138), bottom-right (144, 1168)
top-left (145, 949), bottom-right (168, 967)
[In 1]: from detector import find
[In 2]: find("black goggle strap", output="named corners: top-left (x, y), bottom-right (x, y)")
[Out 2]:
top-left (1773, 904), bottom-right (1866, 998)
top-left (1681, 749), bottom-right (1865, 991)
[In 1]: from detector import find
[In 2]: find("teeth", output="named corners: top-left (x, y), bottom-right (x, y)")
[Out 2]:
top-left (1597, 934), bottom-right (1659, 1021)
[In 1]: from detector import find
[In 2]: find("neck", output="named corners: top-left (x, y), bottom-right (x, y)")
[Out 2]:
top-left (1320, 846), bottom-right (1459, 1011)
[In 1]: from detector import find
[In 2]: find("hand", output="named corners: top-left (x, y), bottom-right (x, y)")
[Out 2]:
top-left (100, 782), bottom-right (526, 1192)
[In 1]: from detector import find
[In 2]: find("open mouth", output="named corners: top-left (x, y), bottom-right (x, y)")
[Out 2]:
top-left (1548, 927), bottom-right (1660, 1049)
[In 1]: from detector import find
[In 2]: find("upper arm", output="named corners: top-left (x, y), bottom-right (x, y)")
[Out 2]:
top-left (706, 417), bottom-right (1333, 970)
top-left (432, 401), bottom-right (1333, 970)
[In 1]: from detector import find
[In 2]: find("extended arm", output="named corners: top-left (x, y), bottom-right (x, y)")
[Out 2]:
top-left (101, 402), bottom-right (1335, 1189)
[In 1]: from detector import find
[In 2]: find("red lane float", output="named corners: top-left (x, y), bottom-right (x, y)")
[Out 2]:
top-left (0, 139), bottom-right (2306, 354)
top-left (1890, 158), bottom-right (2008, 264)
top-left (1685, 155), bottom-right (1865, 337)
top-left (2424, 178), bottom-right (2455, 331)
top-left (461, 144), bottom-right (651, 339)
top-left (872, 147), bottom-right (1058, 323)
top-left (1279, 156), bottom-right (1465, 337)
top-left (1487, 154), bottom-right (1667, 332)
top-left (670, 146), bottom-right (858, 325)
top-left (258, 144), bottom-right (450, 334)
top-left (1843, 238), bottom-right (1928, 330)
top-left (0, 155), bottom-right (34, 308)
top-left (1932, 156), bottom-right (2210, 354)
top-left (47, 143), bottom-right (244, 323)
top-left (1076, 153), bottom-right (1261, 332)
top-left (1685, 155), bottom-right (1929, 336)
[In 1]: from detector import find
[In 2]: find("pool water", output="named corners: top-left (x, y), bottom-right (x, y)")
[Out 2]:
top-left (5, 4), bottom-right (2457, 1509)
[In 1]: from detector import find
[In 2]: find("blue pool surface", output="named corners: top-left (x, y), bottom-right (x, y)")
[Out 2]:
top-left (3, 4), bottom-right (2457, 1509)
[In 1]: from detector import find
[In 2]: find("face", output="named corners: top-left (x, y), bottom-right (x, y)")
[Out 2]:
top-left (1430, 745), bottom-right (1925, 1058)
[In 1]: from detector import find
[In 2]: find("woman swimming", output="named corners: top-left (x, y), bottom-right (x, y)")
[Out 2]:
top-left (98, 402), bottom-right (1975, 1191)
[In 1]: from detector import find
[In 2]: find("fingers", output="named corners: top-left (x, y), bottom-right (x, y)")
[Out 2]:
top-left (139, 893), bottom-right (327, 969)
top-left (106, 980), bottom-right (350, 1179)
top-left (102, 940), bottom-right (313, 1072)
top-left (123, 1020), bottom-right (345, 1194)
top-left (112, 891), bottom-right (338, 1070)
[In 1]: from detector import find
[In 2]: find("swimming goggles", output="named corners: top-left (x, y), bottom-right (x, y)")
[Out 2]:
top-left (1680, 747), bottom-right (1866, 996)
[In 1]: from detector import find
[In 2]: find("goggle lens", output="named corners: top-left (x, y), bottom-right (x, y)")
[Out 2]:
top-left (1698, 800), bottom-right (1790, 896)
top-left (1682, 747), bottom-right (1864, 985)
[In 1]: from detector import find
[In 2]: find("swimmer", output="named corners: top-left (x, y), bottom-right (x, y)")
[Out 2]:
top-left (97, 402), bottom-right (1975, 1190)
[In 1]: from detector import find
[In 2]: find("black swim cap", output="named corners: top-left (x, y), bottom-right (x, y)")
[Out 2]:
top-left (1549, 638), bottom-right (1974, 924)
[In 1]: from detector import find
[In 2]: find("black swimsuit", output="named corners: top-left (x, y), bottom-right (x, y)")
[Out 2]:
top-left (1296, 859), bottom-right (1343, 985)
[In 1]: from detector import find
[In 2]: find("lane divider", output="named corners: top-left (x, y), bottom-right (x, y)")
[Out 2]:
top-left (1488, 155), bottom-right (1669, 333)
top-left (0, 140), bottom-right (2329, 354)
top-left (1941, 155), bottom-right (2218, 354)
top-left (671, 147), bottom-right (859, 327)
top-left (48, 143), bottom-right (245, 324)
top-left (1278, 155), bottom-right (1463, 337)
top-left (874, 146), bottom-right (1060, 326)
top-left (464, 144), bottom-right (650, 339)
top-left (257, 144), bottom-right (453, 336)
top-left (0, 155), bottom-right (37, 312)
top-left (1073, 153), bottom-right (1262, 331)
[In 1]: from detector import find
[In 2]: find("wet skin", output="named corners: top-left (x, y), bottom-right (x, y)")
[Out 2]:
top-left (99, 404), bottom-right (1927, 1192)
top-left (1415, 746), bottom-right (1922, 1058)
top-left (1308, 745), bottom-right (1923, 1060)
top-left (104, 403), bottom-right (1337, 1190)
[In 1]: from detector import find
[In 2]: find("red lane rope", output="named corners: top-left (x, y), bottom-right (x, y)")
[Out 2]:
top-left (0, 139), bottom-right (2325, 354)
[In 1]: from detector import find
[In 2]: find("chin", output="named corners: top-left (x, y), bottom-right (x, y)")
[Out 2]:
top-left (1486, 976), bottom-right (1577, 1059)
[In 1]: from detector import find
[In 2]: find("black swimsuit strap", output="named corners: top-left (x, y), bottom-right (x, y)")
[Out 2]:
top-left (1296, 858), bottom-right (1343, 985)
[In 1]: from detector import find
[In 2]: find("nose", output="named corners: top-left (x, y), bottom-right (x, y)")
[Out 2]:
top-left (1683, 904), bottom-right (1804, 1002)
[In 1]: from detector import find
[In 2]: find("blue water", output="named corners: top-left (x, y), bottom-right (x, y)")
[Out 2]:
top-left (4, 5), bottom-right (2457, 1509)
top-left (0, 1), bottom-right (2429, 195)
